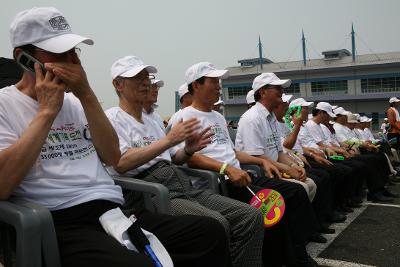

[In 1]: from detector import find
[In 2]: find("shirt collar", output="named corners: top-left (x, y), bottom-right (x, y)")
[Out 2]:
top-left (255, 102), bottom-right (275, 120)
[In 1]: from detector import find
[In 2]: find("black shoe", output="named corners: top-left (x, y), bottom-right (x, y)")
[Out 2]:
top-left (382, 189), bottom-right (400, 198)
top-left (367, 192), bottom-right (394, 203)
top-left (308, 232), bottom-right (327, 243)
top-left (327, 211), bottom-right (346, 223)
top-left (347, 200), bottom-right (362, 208)
top-left (320, 224), bottom-right (335, 234)
top-left (338, 204), bottom-right (353, 213)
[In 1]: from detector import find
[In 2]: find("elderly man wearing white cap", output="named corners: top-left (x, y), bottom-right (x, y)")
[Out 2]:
top-left (142, 78), bottom-right (165, 130)
top-left (169, 67), bottom-right (320, 267)
top-left (246, 89), bottom-right (256, 109)
top-left (177, 83), bottom-right (192, 109)
top-left (107, 57), bottom-right (264, 267)
top-left (1, 7), bottom-right (233, 267)
top-left (179, 69), bottom-right (322, 267)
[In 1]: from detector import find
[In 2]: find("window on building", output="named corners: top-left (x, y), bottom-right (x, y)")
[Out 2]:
top-left (311, 80), bottom-right (348, 95)
top-left (285, 83), bottom-right (300, 95)
top-left (226, 86), bottom-right (251, 100)
top-left (361, 76), bottom-right (400, 93)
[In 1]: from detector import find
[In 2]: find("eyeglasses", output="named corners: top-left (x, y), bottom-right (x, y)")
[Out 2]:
top-left (129, 74), bottom-right (155, 83)
top-left (34, 47), bottom-right (81, 58)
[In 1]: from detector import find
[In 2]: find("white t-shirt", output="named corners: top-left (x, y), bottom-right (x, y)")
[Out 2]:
top-left (236, 102), bottom-right (282, 161)
top-left (106, 107), bottom-right (178, 176)
top-left (298, 125), bottom-right (321, 151)
top-left (302, 120), bottom-right (329, 146)
top-left (143, 109), bottom-right (165, 132)
top-left (353, 128), bottom-right (368, 141)
top-left (278, 122), bottom-right (304, 154)
top-left (167, 106), bottom-right (240, 169)
top-left (364, 128), bottom-right (377, 142)
top-left (0, 86), bottom-right (123, 210)
top-left (320, 124), bottom-right (340, 146)
top-left (333, 123), bottom-right (357, 142)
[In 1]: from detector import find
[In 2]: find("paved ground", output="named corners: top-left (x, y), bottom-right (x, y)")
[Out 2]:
top-left (308, 183), bottom-right (400, 267)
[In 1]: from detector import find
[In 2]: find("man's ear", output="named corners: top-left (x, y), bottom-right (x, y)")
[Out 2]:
top-left (112, 79), bottom-right (122, 89)
top-left (112, 79), bottom-right (124, 94)
top-left (13, 48), bottom-right (23, 60)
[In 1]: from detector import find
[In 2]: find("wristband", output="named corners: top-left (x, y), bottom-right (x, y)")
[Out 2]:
top-left (219, 162), bottom-right (228, 175)
top-left (183, 146), bottom-right (194, 157)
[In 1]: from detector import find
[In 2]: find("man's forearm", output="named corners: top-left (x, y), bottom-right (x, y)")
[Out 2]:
top-left (186, 153), bottom-right (225, 173)
top-left (115, 138), bottom-right (172, 174)
top-left (0, 111), bottom-right (56, 199)
top-left (283, 124), bottom-right (301, 149)
top-left (79, 91), bottom-right (120, 166)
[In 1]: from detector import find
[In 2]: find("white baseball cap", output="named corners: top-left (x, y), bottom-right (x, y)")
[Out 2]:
top-left (282, 94), bottom-right (294, 103)
top-left (252, 73), bottom-right (291, 92)
top-left (346, 113), bottom-right (358, 123)
top-left (214, 98), bottom-right (224, 106)
top-left (178, 83), bottom-right (189, 99)
top-left (384, 118), bottom-right (388, 121)
top-left (389, 97), bottom-right (400, 103)
top-left (152, 79), bottom-right (164, 87)
top-left (111, 56), bottom-right (157, 80)
top-left (333, 107), bottom-right (350, 116)
top-left (185, 62), bottom-right (229, 84)
top-left (360, 116), bottom-right (372, 122)
top-left (289, 98), bottom-right (314, 108)
top-left (10, 7), bottom-right (93, 53)
top-left (246, 90), bottom-right (255, 104)
top-left (316, 102), bottom-right (336, 118)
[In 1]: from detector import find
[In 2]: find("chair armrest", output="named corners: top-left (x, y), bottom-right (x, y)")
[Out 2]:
top-left (113, 176), bottom-right (171, 214)
top-left (0, 201), bottom-right (42, 267)
top-left (175, 166), bottom-right (220, 194)
top-left (15, 201), bottom-right (61, 267)
top-left (240, 164), bottom-right (263, 178)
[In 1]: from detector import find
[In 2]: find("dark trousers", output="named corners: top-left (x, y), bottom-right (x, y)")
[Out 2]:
top-left (354, 152), bottom-right (389, 193)
top-left (226, 177), bottom-right (318, 266)
top-left (388, 132), bottom-right (400, 150)
top-left (306, 156), bottom-right (353, 208)
top-left (306, 167), bottom-right (333, 225)
top-left (51, 200), bottom-right (230, 267)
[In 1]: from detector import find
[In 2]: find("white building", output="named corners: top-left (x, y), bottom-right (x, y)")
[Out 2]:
top-left (221, 50), bottom-right (400, 131)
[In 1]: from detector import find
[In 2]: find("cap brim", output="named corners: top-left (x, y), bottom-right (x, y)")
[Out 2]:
top-left (270, 79), bottom-right (292, 88)
top-left (34, 33), bottom-right (94, 53)
top-left (214, 100), bottom-right (224, 105)
top-left (205, 69), bottom-right (229, 79)
top-left (119, 65), bottom-right (158, 78)
top-left (327, 111), bottom-right (336, 118)
top-left (301, 102), bottom-right (314, 107)
top-left (153, 80), bottom-right (164, 87)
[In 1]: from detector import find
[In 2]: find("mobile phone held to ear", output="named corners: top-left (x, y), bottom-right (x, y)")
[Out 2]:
top-left (16, 51), bottom-right (45, 75)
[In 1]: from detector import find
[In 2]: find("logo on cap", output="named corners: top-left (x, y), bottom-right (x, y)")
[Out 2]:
top-left (49, 16), bottom-right (70, 31)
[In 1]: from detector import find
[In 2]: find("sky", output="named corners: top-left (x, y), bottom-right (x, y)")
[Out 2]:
top-left (1, 0), bottom-right (400, 117)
